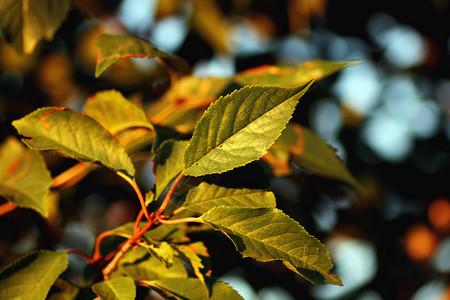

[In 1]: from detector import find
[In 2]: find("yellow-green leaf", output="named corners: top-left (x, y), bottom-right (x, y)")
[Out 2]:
top-left (184, 83), bottom-right (312, 176)
top-left (84, 90), bottom-right (154, 134)
top-left (183, 182), bottom-right (276, 214)
top-left (0, 137), bottom-right (52, 216)
top-left (201, 206), bottom-right (342, 285)
top-left (12, 107), bottom-right (135, 179)
top-left (234, 60), bottom-right (359, 87)
top-left (91, 277), bottom-right (135, 300)
top-left (0, 250), bottom-right (68, 299)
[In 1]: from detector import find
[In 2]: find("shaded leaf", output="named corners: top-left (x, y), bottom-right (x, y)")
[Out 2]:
top-left (0, 0), bottom-right (71, 54)
top-left (148, 76), bottom-right (229, 133)
top-left (0, 250), bottom-right (68, 299)
top-left (173, 242), bottom-right (209, 284)
top-left (91, 276), bottom-right (135, 300)
top-left (183, 182), bottom-right (276, 214)
top-left (234, 60), bottom-right (359, 87)
top-left (209, 281), bottom-right (244, 300)
top-left (95, 34), bottom-right (188, 77)
top-left (12, 107), bottom-right (135, 179)
top-left (0, 137), bottom-right (52, 216)
top-left (153, 140), bottom-right (188, 200)
top-left (201, 206), bottom-right (342, 285)
top-left (47, 279), bottom-right (79, 300)
top-left (115, 247), bottom-right (188, 281)
top-left (184, 83), bottom-right (312, 176)
top-left (269, 123), bottom-right (360, 187)
top-left (84, 90), bottom-right (154, 134)
top-left (142, 278), bottom-right (208, 300)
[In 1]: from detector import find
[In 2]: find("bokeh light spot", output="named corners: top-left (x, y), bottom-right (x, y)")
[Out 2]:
top-left (428, 198), bottom-right (450, 232)
top-left (405, 224), bottom-right (438, 261)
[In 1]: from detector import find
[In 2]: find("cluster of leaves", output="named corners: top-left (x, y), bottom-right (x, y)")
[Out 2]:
top-left (0, 4), bottom-right (360, 299)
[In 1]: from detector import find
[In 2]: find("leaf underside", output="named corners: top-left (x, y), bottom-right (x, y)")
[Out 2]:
top-left (95, 34), bottom-right (189, 77)
top-left (84, 90), bottom-right (154, 134)
top-left (184, 83), bottom-right (312, 176)
top-left (0, 137), bottom-right (52, 216)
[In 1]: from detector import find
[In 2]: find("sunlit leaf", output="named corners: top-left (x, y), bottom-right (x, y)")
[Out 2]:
top-left (184, 83), bottom-right (312, 176)
top-left (153, 140), bottom-right (188, 200)
top-left (0, 137), bottom-right (52, 216)
top-left (201, 206), bottom-right (342, 285)
top-left (0, 0), bottom-right (71, 54)
top-left (95, 34), bottom-right (189, 77)
top-left (84, 90), bottom-right (154, 134)
top-left (0, 250), bottom-right (68, 299)
top-left (91, 276), bottom-right (135, 300)
top-left (142, 241), bottom-right (175, 267)
top-left (142, 278), bottom-right (209, 300)
top-left (234, 60), bottom-right (359, 87)
top-left (12, 107), bottom-right (135, 179)
top-left (183, 182), bottom-right (276, 214)
top-left (209, 281), bottom-right (244, 300)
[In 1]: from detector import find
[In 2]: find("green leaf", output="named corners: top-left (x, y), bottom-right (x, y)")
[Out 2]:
top-left (184, 83), bottom-right (312, 176)
top-left (143, 241), bottom-right (175, 267)
top-left (209, 281), bottom-right (244, 300)
top-left (0, 137), bottom-right (52, 216)
top-left (274, 123), bottom-right (360, 188)
top-left (142, 278), bottom-right (208, 300)
top-left (115, 247), bottom-right (188, 281)
top-left (95, 34), bottom-right (189, 77)
top-left (12, 107), bottom-right (135, 179)
top-left (84, 90), bottom-right (154, 134)
top-left (0, 0), bottom-right (71, 54)
top-left (201, 207), bottom-right (342, 285)
top-left (153, 140), bottom-right (189, 200)
top-left (0, 250), bottom-right (68, 300)
top-left (91, 277), bottom-right (135, 300)
top-left (234, 60), bottom-right (359, 87)
top-left (183, 182), bottom-right (276, 214)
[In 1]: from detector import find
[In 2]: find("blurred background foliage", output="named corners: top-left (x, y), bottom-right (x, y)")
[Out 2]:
top-left (0, 0), bottom-right (449, 299)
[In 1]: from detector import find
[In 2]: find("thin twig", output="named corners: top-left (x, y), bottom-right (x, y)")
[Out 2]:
top-left (0, 202), bottom-right (16, 216)
top-left (66, 249), bottom-right (93, 264)
top-left (116, 171), bottom-right (151, 220)
top-left (52, 162), bottom-right (92, 189)
top-left (157, 170), bottom-right (185, 216)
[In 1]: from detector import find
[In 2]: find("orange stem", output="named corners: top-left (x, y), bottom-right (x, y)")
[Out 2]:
top-left (52, 162), bottom-right (92, 189)
top-left (0, 202), bottom-right (17, 216)
top-left (116, 171), bottom-right (150, 220)
top-left (66, 249), bottom-right (93, 264)
top-left (157, 170), bottom-right (185, 216)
